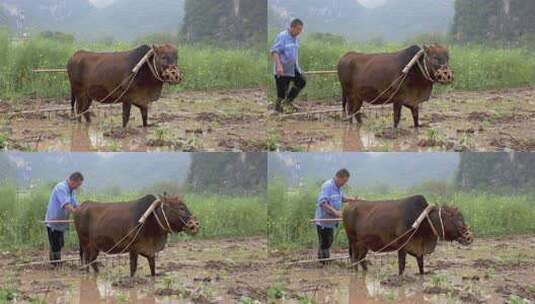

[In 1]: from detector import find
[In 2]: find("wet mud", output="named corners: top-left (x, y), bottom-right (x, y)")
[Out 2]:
top-left (2, 236), bottom-right (534, 303)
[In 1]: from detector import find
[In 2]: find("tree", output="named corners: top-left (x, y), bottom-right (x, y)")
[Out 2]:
top-left (455, 152), bottom-right (535, 191)
top-left (181, 0), bottom-right (266, 47)
top-left (452, 0), bottom-right (535, 43)
top-left (187, 153), bottom-right (266, 195)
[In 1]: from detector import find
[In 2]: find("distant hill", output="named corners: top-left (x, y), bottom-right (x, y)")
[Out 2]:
top-left (269, 153), bottom-right (459, 189)
top-left (6, 153), bottom-right (191, 192)
top-left (0, 0), bottom-right (184, 41)
top-left (66, 0), bottom-right (185, 41)
top-left (268, 0), bottom-right (455, 42)
top-left (0, 0), bottom-right (93, 29)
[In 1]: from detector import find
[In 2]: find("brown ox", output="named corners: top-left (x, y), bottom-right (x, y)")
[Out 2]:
top-left (343, 195), bottom-right (473, 275)
top-left (337, 44), bottom-right (454, 128)
top-left (67, 44), bottom-right (182, 127)
top-left (74, 194), bottom-right (200, 276)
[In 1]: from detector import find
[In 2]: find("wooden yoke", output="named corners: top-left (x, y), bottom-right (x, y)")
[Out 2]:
top-left (412, 204), bottom-right (434, 230)
top-left (138, 198), bottom-right (161, 224)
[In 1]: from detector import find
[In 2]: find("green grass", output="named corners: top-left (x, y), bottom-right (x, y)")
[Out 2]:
top-left (268, 179), bottom-right (535, 251)
top-left (0, 29), bottom-right (268, 101)
top-left (268, 35), bottom-right (535, 102)
top-left (0, 183), bottom-right (266, 251)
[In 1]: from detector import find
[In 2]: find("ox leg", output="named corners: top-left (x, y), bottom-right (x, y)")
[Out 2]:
top-left (416, 255), bottom-right (425, 275)
top-left (87, 248), bottom-right (98, 273)
top-left (358, 248), bottom-right (369, 271)
top-left (75, 95), bottom-right (91, 123)
top-left (147, 255), bottom-right (156, 276)
top-left (349, 94), bottom-right (363, 124)
top-left (393, 102), bottom-right (402, 128)
top-left (398, 250), bottom-right (407, 275)
top-left (122, 102), bottom-right (132, 128)
top-left (404, 104), bottom-right (420, 128)
top-left (129, 251), bottom-right (138, 277)
top-left (138, 105), bottom-right (149, 128)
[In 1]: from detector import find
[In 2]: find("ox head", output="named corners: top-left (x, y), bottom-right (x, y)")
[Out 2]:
top-left (160, 195), bottom-right (200, 235)
top-left (152, 44), bottom-right (183, 84)
top-left (438, 206), bottom-right (473, 246)
top-left (423, 44), bottom-right (454, 84)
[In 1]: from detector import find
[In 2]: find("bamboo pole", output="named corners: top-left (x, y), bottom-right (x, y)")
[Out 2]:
top-left (287, 255), bottom-right (350, 265)
top-left (279, 107), bottom-right (342, 118)
top-left (309, 218), bottom-right (343, 223)
top-left (32, 68), bottom-right (68, 73)
top-left (39, 220), bottom-right (74, 224)
top-left (304, 70), bottom-right (337, 76)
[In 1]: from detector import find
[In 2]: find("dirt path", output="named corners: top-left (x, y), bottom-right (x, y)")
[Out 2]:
top-left (274, 86), bottom-right (535, 152)
top-left (2, 236), bottom-right (533, 303)
top-left (272, 235), bottom-right (535, 303)
top-left (1, 88), bottom-right (269, 152)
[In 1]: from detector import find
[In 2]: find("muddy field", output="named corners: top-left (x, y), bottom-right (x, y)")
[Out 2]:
top-left (0, 89), bottom-right (269, 152)
top-left (275, 235), bottom-right (535, 304)
top-left (2, 236), bottom-right (534, 303)
top-left (1, 86), bottom-right (535, 152)
top-left (275, 86), bottom-right (535, 152)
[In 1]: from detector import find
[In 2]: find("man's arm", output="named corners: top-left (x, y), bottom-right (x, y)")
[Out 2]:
top-left (320, 201), bottom-right (342, 218)
top-left (63, 203), bottom-right (77, 213)
top-left (271, 52), bottom-right (284, 76)
top-left (271, 35), bottom-right (284, 76)
top-left (343, 196), bottom-right (359, 203)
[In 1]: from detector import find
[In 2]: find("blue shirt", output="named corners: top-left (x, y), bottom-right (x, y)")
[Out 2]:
top-left (271, 30), bottom-right (301, 77)
top-left (315, 179), bottom-right (344, 228)
top-left (45, 181), bottom-right (78, 231)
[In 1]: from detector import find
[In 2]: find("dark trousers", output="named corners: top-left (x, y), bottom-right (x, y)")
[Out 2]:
top-left (274, 69), bottom-right (307, 103)
top-left (317, 225), bottom-right (334, 261)
top-left (47, 227), bottom-right (64, 266)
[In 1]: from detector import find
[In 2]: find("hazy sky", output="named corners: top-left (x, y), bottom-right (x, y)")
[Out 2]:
top-left (88, 0), bottom-right (115, 8)
top-left (89, 0), bottom-right (388, 9)
top-left (358, 0), bottom-right (387, 8)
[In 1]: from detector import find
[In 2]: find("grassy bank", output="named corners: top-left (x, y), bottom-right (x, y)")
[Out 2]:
top-left (0, 29), bottom-right (268, 101)
top-left (268, 180), bottom-right (535, 251)
top-left (268, 35), bottom-right (535, 101)
top-left (0, 184), bottom-right (266, 251)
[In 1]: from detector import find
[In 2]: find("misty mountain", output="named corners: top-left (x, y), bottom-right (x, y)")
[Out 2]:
top-left (268, 153), bottom-right (459, 189)
top-left (269, 0), bottom-right (455, 42)
top-left (0, 0), bottom-right (93, 29)
top-left (6, 153), bottom-right (191, 192)
top-left (0, 0), bottom-right (184, 41)
top-left (66, 0), bottom-right (184, 41)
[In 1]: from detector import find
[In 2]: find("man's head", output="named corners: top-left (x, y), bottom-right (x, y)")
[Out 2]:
top-left (288, 18), bottom-right (303, 37)
top-left (67, 172), bottom-right (84, 190)
top-left (334, 168), bottom-right (350, 188)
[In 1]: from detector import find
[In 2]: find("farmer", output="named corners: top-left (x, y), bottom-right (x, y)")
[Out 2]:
top-left (315, 168), bottom-right (357, 263)
top-left (45, 172), bottom-right (83, 266)
top-left (270, 18), bottom-right (306, 113)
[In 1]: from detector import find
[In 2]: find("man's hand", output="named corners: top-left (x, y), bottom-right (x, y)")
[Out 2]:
top-left (276, 64), bottom-right (284, 76)
top-left (344, 196), bottom-right (359, 203)
top-left (321, 202), bottom-right (342, 218)
top-left (63, 204), bottom-right (78, 214)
